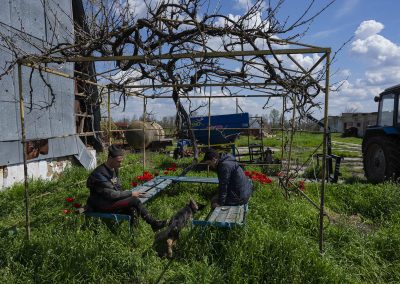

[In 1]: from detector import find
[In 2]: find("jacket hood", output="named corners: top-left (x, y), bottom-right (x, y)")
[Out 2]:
top-left (219, 153), bottom-right (236, 163)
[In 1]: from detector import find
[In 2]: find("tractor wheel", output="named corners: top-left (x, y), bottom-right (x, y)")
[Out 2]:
top-left (363, 137), bottom-right (400, 183)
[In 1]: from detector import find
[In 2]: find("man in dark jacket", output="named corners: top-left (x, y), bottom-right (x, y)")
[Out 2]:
top-left (86, 145), bottom-right (166, 231)
top-left (202, 149), bottom-right (252, 208)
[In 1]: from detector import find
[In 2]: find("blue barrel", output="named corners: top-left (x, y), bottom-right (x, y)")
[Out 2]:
top-left (190, 113), bottom-right (249, 145)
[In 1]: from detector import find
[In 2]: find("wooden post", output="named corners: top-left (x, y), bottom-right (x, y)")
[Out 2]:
top-left (280, 97), bottom-right (285, 166)
top-left (208, 96), bottom-right (211, 148)
top-left (107, 87), bottom-right (111, 146)
top-left (320, 51), bottom-right (331, 253)
top-left (143, 97), bottom-right (146, 171)
top-left (207, 96), bottom-right (211, 176)
top-left (286, 95), bottom-right (297, 180)
top-left (18, 63), bottom-right (30, 240)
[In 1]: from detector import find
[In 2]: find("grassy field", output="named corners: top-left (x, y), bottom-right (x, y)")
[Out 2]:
top-left (0, 149), bottom-right (399, 283)
top-left (236, 131), bottom-right (362, 148)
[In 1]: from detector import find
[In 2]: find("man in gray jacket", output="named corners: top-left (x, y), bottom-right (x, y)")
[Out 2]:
top-left (86, 145), bottom-right (166, 231)
top-left (202, 149), bottom-right (252, 208)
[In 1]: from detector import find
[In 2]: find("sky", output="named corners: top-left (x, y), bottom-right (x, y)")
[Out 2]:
top-left (107, 0), bottom-right (400, 121)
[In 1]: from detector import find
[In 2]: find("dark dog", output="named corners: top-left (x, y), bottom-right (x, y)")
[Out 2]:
top-left (153, 199), bottom-right (205, 258)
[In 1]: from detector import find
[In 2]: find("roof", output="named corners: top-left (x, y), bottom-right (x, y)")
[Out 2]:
top-left (384, 84), bottom-right (400, 93)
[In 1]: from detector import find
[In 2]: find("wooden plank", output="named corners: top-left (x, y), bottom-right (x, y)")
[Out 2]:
top-left (225, 206), bottom-right (239, 223)
top-left (131, 177), bottom-right (174, 203)
top-left (158, 176), bottom-right (219, 184)
top-left (208, 207), bottom-right (220, 223)
top-left (236, 206), bottom-right (245, 224)
top-left (85, 212), bottom-right (131, 222)
top-left (192, 204), bottom-right (247, 228)
top-left (215, 206), bottom-right (229, 222)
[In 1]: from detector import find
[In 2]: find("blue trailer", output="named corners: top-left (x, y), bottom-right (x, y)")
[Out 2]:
top-left (190, 113), bottom-right (250, 145)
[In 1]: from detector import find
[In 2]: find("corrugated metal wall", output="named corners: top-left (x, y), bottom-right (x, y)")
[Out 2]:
top-left (0, 0), bottom-right (89, 167)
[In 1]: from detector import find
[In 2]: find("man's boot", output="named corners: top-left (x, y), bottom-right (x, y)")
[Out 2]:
top-left (129, 207), bottom-right (139, 228)
top-left (136, 203), bottom-right (167, 232)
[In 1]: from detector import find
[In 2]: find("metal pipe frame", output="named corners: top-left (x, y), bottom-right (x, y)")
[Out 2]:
top-left (16, 46), bottom-right (331, 253)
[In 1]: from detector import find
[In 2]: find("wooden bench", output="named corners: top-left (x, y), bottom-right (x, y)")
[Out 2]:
top-left (84, 211), bottom-right (133, 233)
top-left (159, 176), bottom-right (248, 228)
top-left (131, 176), bottom-right (174, 203)
top-left (83, 175), bottom-right (220, 230)
top-left (160, 176), bottom-right (219, 184)
top-left (192, 204), bottom-right (248, 228)
top-left (83, 176), bottom-right (174, 231)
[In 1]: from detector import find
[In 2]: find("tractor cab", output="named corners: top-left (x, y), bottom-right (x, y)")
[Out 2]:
top-left (362, 85), bottom-right (400, 183)
top-left (375, 88), bottom-right (400, 128)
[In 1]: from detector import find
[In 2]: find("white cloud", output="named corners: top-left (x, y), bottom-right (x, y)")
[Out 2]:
top-left (364, 67), bottom-right (400, 86)
top-left (329, 82), bottom-right (379, 115)
top-left (354, 20), bottom-right (384, 39)
top-left (335, 0), bottom-right (359, 18)
top-left (126, 0), bottom-right (180, 19)
top-left (347, 19), bottom-right (400, 96)
top-left (234, 0), bottom-right (254, 11)
top-left (338, 69), bottom-right (351, 77)
top-left (351, 34), bottom-right (400, 65)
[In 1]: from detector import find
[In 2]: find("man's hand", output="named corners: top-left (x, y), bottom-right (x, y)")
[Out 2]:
top-left (211, 202), bottom-right (220, 209)
top-left (132, 191), bottom-right (145, 198)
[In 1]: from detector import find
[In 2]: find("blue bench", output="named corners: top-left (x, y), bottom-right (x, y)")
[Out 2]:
top-left (84, 211), bottom-right (133, 233)
top-left (192, 204), bottom-right (248, 228)
top-left (160, 176), bottom-right (219, 184)
top-left (131, 176), bottom-right (174, 203)
top-left (83, 176), bottom-right (174, 231)
top-left (158, 176), bottom-right (248, 228)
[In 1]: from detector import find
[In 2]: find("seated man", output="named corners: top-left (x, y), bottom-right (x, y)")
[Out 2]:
top-left (202, 149), bottom-right (252, 209)
top-left (86, 145), bottom-right (166, 231)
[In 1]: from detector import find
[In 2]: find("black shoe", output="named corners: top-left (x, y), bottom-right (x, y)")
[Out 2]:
top-left (151, 220), bottom-right (167, 232)
top-left (130, 215), bottom-right (139, 228)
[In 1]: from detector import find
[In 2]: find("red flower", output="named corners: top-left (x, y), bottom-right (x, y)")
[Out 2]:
top-left (63, 209), bottom-right (71, 214)
top-left (244, 170), bottom-right (250, 177)
top-left (73, 203), bottom-right (81, 208)
top-left (163, 171), bottom-right (169, 175)
top-left (131, 181), bottom-right (138, 187)
top-left (65, 197), bottom-right (74, 203)
top-left (171, 168), bottom-right (176, 172)
top-left (171, 163), bottom-right (177, 168)
top-left (299, 181), bottom-right (305, 191)
top-left (262, 177), bottom-right (272, 184)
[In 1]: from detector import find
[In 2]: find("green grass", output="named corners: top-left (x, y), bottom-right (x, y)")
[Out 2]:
top-left (331, 133), bottom-right (363, 145)
top-left (1, 152), bottom-right (400, 283)
top-left (236, 132), bottom-right (362, 148)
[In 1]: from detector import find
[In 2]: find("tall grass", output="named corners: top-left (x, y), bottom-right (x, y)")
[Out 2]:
top-left (0, 153), bottom-right (399, 283)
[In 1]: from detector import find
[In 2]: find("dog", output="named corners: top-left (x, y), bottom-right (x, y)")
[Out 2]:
top-left (153, 199), bottom-right (205, 258)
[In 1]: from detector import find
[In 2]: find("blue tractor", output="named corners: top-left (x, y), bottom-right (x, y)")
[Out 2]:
top-left (362, 84), bottom-right (400, 183)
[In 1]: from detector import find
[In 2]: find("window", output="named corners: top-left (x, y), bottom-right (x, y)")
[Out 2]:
top-left (378, 94), bottom-right (395, 126)
top-left (357, 122), bottom-right (361, 127)
top-left (398, 97), bottom-right (400, 124)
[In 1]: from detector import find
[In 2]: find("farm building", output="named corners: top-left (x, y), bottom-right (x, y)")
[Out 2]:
top-left (0, 0), bottom-right (101, 189)
top-left (327, 112), bottom-right (378, 137)
top-left (340, 112), bottom-right (378, 137)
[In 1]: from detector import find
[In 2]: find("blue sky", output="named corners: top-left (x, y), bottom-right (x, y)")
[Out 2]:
top-left (281, 0), bottom-right (400, 115)
top-left (110, 0), bottom-right (400, 121)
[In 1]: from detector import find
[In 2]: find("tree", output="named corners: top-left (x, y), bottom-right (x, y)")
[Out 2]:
top-left (269, 108), bottom-right (281, 128)
top-left (0, 0), bottom-right (336, 160)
